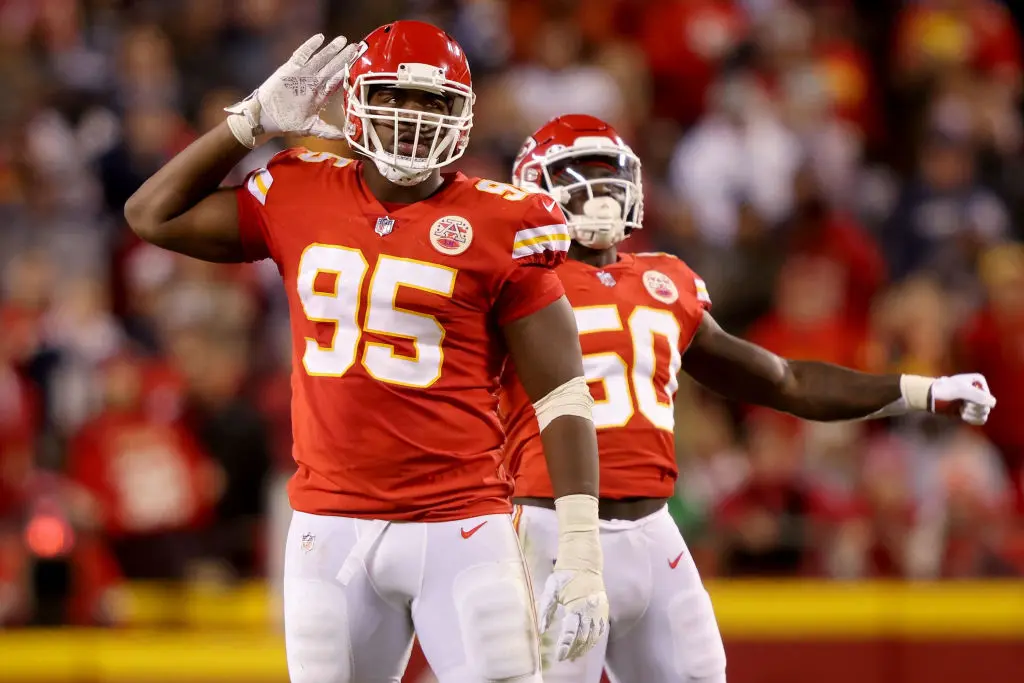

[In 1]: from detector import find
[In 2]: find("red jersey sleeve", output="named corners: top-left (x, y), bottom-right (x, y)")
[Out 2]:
top-left (234, 148), bottom-right (310, 263)
top-left (495, 267), bottom-right (565, 326)
top-left (650, 253), bottom-right (711, 350)
top-left (494, 193), bottom-right (570, 325)
top-left (654, 253), bottom-right (710, 313)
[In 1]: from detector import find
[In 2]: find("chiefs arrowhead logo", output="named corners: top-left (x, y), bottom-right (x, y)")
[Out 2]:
top-left (429, 215), bottom-right (473, 256)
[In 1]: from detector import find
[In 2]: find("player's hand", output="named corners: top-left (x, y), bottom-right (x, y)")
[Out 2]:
top-left (928, 373), bottom-right (996, 426)
top-left (537, 494), bottom-right (609, 662)
top-left (537, 567), bottom-right (609, 662)
top-left (225, 34), bottom-right (356, 146)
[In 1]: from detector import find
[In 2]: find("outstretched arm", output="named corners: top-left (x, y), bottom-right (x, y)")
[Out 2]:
top-left (682, 312), bottom-right (995, 423)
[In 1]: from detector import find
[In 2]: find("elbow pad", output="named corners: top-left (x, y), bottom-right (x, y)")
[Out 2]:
top-left (532, 376), bottom-right (594, 432)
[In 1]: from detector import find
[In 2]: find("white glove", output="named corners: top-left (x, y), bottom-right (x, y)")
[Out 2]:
top-left (225, 34), bottom-right (355, 147)
top-left (926, 373), bottom-right (996, 426)
top-left (897, 373), bottom-right (996, 425)
top-left (536, 495), bottom-right (609, 662)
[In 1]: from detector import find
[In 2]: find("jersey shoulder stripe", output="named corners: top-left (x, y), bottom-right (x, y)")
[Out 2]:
top-left (512, 223), bottom-right (571, 260)
top-left (246, 168), bottom-right (274, 205)
top-left (694, 277), bottom-right (711, 304)
top-left (244, 147), bottom-right (356, 207)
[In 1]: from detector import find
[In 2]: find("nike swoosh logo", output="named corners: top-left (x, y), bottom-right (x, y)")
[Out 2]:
top-left (542, 197), bottom-right (558, 213)
top-left (461, 521), bottom-right (487, 539)
top-left (668, 551), bottom-right (685, 569)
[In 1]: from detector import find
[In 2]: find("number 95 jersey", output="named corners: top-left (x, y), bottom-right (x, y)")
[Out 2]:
top-left (236, 149), bottom-right (569, 521)
top-left (501, 253), bottom-right (710, 500)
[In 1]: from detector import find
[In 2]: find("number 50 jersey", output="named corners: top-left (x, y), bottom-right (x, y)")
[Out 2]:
top-left (501, 252), bottom-right (711, 500)
top-left (236, 149), bottom-right (569, 521)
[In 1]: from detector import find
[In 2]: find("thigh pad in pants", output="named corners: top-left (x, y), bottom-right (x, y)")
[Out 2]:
top-left (448, 560), bottom-right (539, 681)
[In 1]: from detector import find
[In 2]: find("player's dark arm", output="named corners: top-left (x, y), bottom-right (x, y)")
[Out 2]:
top-left (123, 121), bottom-right (251, 263)
top-left (503, 296), bottom-right (600, 498)
top-left (681, 312), bottom-right (902, 421)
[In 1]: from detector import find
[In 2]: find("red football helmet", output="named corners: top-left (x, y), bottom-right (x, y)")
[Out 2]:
top-left (342, 21), bottom-right (474, 185)
top-left (512, 114), bottom-right (643, 249)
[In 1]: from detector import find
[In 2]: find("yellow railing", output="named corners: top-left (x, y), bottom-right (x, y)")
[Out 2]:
top-left (1, 581), bottom-right (1021, 682)
top-left (103, 579), bottom-right (1024, 636)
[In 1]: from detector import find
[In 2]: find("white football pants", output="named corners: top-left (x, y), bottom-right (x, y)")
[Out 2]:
top-left (284, 510), bottom-right (542, 683)
top-left (515, 504), bottom-right (726, 683)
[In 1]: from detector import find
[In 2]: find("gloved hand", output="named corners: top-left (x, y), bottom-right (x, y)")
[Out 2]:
top-left (927, 373), bottom-right (996, 426)
top-left (536, 494), bottom-right (609, 662)
top-left (225, 34), bottom-right (356, 147)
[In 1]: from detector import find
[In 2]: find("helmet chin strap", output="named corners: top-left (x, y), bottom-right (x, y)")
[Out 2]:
top-left (374, 156), bottom-right (433, 186)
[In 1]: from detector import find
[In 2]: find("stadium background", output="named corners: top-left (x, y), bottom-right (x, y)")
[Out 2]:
top-left (1, 0), bottom-right (1023, 681)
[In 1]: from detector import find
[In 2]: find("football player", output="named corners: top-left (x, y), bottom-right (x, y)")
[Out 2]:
top-left (501, 114), bottom-right (997, 683)
top-left (124, 23), bottom-right (609, 683)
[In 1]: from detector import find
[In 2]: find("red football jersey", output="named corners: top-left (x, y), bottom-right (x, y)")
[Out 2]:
top-left (235, 150), bottom-right (569, 521)
top-left (67, 411), bottom-right (216, 537)
top-left (501, 252), bottom-right (709, 500)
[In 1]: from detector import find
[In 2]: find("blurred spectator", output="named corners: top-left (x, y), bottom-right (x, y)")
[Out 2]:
top-left (783, 165), bottom-right (887, 324)
top-left (881, 121), bottom-right (1009, 292)
top-left (676, 394), bottom-right (749, 539)
top-left (0, 0), bottom-right (1021, 625)
top-left (893, 0), bottom-right (1022, 92)
top-left (930, 428), bottom-right (1017, 577)
top-left (44, 276), bottom-right (124, 435)
top-left (716, 410), bottom-right (831, 576)
top-left (182, 336), bottom-right (271, 578)
top-left (116, 24), bottom-right (182, 110)
top-left (66, 355), bottom-right (218, 579)
top-left (97, 102), bottom-right (194, 216)
top-left (755, 3), bottom-right (866, 212)
top-left (866, 274), bottom-right (956, 378)
top-left (746, 255), bottom-right (868, 369)
top-left (669, 70), bottom-right (802, 248)
top-left (854, 433), bottom-right (920, 578)
top-left (805, 1), bottom-right (883, 146)
top-left (957, 244), bottom-right (1024, 515)
top-left (499, 18), bottom-right (628, 139)
top-left (639, 0), bottom-right (749, 127)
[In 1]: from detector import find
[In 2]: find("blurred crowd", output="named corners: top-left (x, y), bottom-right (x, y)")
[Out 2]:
top-left (1, 0), bottom-right (1023, 626)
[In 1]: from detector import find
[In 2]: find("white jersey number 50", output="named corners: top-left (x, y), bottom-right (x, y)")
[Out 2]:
top-left (296, 245), bottom-right (456, 388)
top-left (574, 305), bottom-right (682, 431)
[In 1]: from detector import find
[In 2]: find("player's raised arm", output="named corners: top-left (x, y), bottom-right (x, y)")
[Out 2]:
top-left (124, 34), bottom-right (356, 262)
top-left (682, 311), bottom-right (996, 424)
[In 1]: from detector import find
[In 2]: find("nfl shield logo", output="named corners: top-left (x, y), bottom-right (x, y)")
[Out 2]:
top-left (597, 271), bottom-right (616, 287)
top-left (374, 216), bottom-right (395, 237)
top-left (300, 533), bottom-right (315, 552)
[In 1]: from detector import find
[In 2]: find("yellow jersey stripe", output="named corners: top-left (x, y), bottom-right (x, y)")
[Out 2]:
top-left (513, 233), bottom-right (572, 250)
top-left (246, 168), bottom-right (274, 205)
top-left (254, 171), bottom-right (269, 196)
